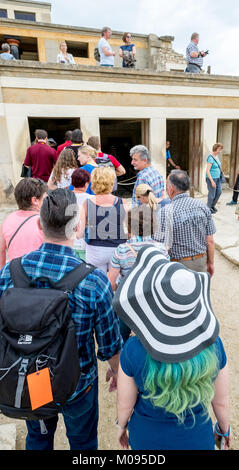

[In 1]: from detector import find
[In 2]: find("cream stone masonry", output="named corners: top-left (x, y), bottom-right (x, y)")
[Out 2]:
top-left (0, 15), bottom-right (185, 69)
top-left (1, 61), bottom-right (239, 197)
top-left (0, 0), bottom-right (51, 22)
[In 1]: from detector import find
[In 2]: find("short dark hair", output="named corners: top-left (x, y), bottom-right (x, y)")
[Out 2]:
top-left (71, 168), bottom-right (90, 188)
top-left (65, 130), bottom-right (72, 141)
top-left (168, 170), bottom-right (190, 192)
top-left (35, 129), bottom-right (48, 140)
top-left (14, 178), bottom-right (48, 210)
top-left (40, 189), bottom-right (78, 241)
top-left (71, 129), bottom-right (83, 144)
top-left (127, 206), bottom-right (157, 237)
top-left (87, 136), bottom-right (100, 150)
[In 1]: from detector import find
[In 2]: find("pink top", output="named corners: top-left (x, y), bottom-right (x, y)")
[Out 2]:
top-left (1, 210), bottom-right (44, 262)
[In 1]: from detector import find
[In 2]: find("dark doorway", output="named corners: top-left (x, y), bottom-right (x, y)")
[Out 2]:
top-left (166, 120), bottom-right (190, 174)
top-left (99, 119), bottom-right (144, 197)
top-left (28, 117), bottom-right (81, 148)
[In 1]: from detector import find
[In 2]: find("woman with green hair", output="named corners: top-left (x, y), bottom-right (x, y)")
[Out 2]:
top-left (113, 245), bottom-right (231, 450)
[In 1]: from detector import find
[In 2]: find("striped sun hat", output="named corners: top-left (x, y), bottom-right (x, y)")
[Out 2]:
top-left (113, 245), bottom-right (219, 363)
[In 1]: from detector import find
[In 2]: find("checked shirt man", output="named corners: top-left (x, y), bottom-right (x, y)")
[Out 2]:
top-left (154, 170), bottom-right (216, 276)
top-left (0, 189), bottom-right (122, 450)
top-left (131, 145), bottom-right (164, 207)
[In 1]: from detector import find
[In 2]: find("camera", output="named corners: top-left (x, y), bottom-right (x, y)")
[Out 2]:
top-left (199, 50), bottom-right (209, 57)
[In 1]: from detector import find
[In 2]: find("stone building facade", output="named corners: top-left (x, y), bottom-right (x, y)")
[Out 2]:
top-left (0, 0), bottom-right (186, 70)
top-left (0, 1), bottom-right (239, 202)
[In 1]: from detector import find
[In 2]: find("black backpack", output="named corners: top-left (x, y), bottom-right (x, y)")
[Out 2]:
top-left (0, 257), bottom-right (95, 421)
top-left (94, 47), bottom-right (100, 62)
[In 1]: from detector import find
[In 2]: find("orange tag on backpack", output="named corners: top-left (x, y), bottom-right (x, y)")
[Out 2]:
top-left (27, 368), bottom-right (53, 410)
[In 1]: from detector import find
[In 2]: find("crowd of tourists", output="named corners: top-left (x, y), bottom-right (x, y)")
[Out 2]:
top-left (0, 128), bottom-right (231, 451)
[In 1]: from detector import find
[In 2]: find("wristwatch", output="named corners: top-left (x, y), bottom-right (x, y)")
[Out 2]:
top-left (115, 418), bottom-right (128, 430)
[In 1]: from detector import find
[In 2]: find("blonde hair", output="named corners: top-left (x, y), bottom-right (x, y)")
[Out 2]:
top-left (91, 167), bottom-right (115, 194)
top-left (59, 41), bottom-right (67, 50)
top-left (78, 144), bottom-right (97, 159)
top-left (135, 184), bottom-right (159, 211)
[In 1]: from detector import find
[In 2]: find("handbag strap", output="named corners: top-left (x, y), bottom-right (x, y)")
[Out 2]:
top-left (209, 155), bottom-right (222, 171)
top-left (7, 214), bottom-right (38, 249)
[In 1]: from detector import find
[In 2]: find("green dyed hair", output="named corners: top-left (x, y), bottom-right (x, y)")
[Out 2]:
top-left (143, 344), bottom-right (219, 424)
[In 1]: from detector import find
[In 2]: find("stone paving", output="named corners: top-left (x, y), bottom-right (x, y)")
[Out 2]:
top-left (199, 187), bottom-right (239, 266)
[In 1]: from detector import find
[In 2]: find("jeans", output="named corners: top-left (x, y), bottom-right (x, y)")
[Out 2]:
top-left (207, 177), bottom-right (222, 209)
top-left (25, 378), bottom-right (99, 450)
top-left (185, 64), bottom-right (201, 74)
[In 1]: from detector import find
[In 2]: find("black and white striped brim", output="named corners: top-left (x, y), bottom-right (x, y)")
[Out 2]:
top-left (113, 245), bottom-right (219, 363)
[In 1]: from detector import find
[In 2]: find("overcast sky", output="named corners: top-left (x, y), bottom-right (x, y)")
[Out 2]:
top-left (43, 0), bottom-right (239, 76)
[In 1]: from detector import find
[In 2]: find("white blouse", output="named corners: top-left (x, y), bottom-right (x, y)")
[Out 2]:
top-left (48, 168), bottom-right (75, 188)
top-left (57, 52), bottom-right (76, 64)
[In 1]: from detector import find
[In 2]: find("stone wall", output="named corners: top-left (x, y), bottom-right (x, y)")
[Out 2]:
top-left (0, 0), bottom-right (51, 23)
top-left (148, 35), bottom-right (186, 72)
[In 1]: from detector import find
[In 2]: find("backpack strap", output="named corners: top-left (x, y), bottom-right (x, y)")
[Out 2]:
top-left (54, 262), bottom-right (95, 292)
top-left (9, 257), bottom-right (96, 291)
top-left (10, 257), bottom-right (32, 288)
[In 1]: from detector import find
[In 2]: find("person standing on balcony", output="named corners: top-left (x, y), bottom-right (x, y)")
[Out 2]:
top-left (119, 33), bottom-right (136, 68)
top-left (0, 43), bottom-right (16, 61)
top-left (185, 33), bottom-right (207, 74)
top-left (98, 27), bottom-right (115, 67)
top-left (57, 41), bottom-right (76, 64)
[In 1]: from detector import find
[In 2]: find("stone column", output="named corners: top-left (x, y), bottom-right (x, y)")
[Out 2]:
top-left (80, 116), bottom-right (100, 143)
top-left (149, 118), bottom-right (166, 183)
top-left (4, 112), bottom-right (31, 185)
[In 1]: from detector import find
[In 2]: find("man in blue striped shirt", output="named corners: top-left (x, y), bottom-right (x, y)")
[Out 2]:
top-left (131, 145), bottom-right (165, 206)
top-left (185, 32), bottom-right (207, 74)
top-left (0, 188), bottom-right (122, 450)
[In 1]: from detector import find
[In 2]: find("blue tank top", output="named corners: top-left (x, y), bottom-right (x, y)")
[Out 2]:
top-left (85, 197), bottom-right (127, 247)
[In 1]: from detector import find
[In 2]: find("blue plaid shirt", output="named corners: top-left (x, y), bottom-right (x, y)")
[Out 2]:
top-left (132, 166), bottom-right (165, 206)
top-left (0, 243), bottom-right (123, 395)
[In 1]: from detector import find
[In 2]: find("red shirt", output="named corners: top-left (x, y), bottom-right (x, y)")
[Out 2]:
top-left (24, 142), bottom-right (58, 182)
top-left (56, 140), bottom-right (72, 157)
top-left (97, 152), bottom-right (121, 168)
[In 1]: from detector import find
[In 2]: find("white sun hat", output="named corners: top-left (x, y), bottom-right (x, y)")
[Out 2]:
top-left (113, 245), bottom-right (219, 363)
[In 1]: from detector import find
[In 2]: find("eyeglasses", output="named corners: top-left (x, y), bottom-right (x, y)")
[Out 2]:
top-left (126, 35), bottom-right (131, 38)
